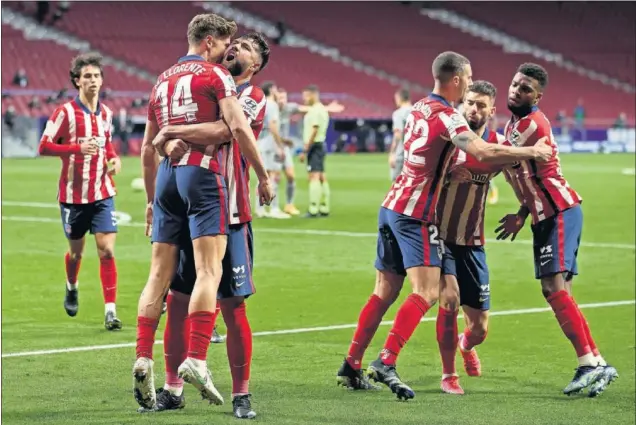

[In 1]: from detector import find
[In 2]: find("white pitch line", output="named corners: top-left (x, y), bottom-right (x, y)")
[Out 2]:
top-left (2, 299), bottom-right (634, 359)
top-left (2, 215), bottom-right (635, 250)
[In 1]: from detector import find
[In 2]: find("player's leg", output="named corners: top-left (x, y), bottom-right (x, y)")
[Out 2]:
top-left (217, 223), bottom-right (256, 418)
top-left (282, 146), bottom-right (300, 216)
top-left (59, 203), bottom-right (90, 317)
top-left (134, 159), bottom-right (183, 409)
top-left (437, 245), bottom-right (463, 394)
top-left (175, 166), bottom-right (228, 405)
top-left (91, 197), bottom-right (120, 330)
top-left (487, 178), bottom-right (499, 205)
top-left (319, 172), bottom-right (330, 216)
top-left (305, 144), bottom-right (324, 217)
top-left (533, 205), bottom-right (606, 395)
top-left (210, 305), bottom-right (225, 343)
top-left (338, 208), bottom-right (404, 390)
top-left (368, 211), bottom-right (442, 400)
top-left (267, 167), bottom-right (290, 219)
top-left (456, 245), bottom-right (491, 378)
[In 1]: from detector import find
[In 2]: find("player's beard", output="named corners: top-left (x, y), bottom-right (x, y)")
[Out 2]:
top-left (226, 60), bottom-right (245, 77)
top-left (467, 117), bottom-right (486, 131)
top-left (507, 102), bottom-right (533, 118)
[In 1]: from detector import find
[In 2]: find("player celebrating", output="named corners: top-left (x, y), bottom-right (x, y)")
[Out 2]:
top-left (336, 51), bottom-right (552, 400)
top-left (299, 85), bottom-right (331, 217)
top-left (140, 33), bottom-right (270, 419)
top-left (435, 80), bottom-right (503, 394)
top-left (133, 14), bottom-right (273, 410)
top-left (389, 88), bottom-right (412, 182)
top-left (38, 52), bottom-right (122, 331)
top-left (254, 81), bottom-right (291, 219)
top-left (495, 63), bottom-right (618, 397)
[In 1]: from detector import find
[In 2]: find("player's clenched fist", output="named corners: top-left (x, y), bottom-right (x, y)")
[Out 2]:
top-left (533, 136), bottom-right (553, 162)
top-left (164, 139), bottom-right (188, 160)
top-left (107, 157), bottom-right (122, 175)
top-left (81, 141), bottom-right (99, 155)
top-left (257, 178), bottom-right (275, 206)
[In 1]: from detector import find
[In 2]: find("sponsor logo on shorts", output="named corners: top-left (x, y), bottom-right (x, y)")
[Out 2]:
top-left (539, 244), bottom-right (553, 266)
top-left (232, 264), bottom-right (248, 288)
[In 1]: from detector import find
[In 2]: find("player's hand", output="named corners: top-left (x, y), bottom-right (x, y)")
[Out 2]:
top-left (81, 141), bottom-right (99, 156)
top-left (388, 153), bottom-right (396, 169)
top-left (494, 213), bottom-right (526, 241)
top-left (298, 152), bottom-right (306, 163)
top-left (107, 157), bottom-right (122, 175)
top-left (165, 139), bottom-right (188, 160)
top-left (144, 202), bottom-right (153, 237)
top-left (449, 166), bottom-right (473, 183)
top-left (257, 178), bottom-right (275, 206)
top-left (533, 136), bottom-right (553, 162)
top-left (204, 144), bottom-right (220, 158)
top-left (276, 146), bottom-right (285, 161)
top-left (152, 127), bottom-right (170, 156)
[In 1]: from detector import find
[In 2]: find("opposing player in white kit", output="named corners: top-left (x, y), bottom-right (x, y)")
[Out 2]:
top-left (254, 81), bottom-right (291, 219)
top-left (389, 88), bottom-right (412, 182)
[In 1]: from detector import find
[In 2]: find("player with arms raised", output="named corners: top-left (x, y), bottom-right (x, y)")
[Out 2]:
top-left (336, 51), bottom-right (552, 400)
top-left (145, 33), bottom-right (270, 419)
top-left (435, 80), bottom-right (504, 394)
top-left (495, 63), bottom-right (618, 397)
top-left (133, 14), bottom-right (273, 410)
top-left (38, 52), bottom-right (123, 331)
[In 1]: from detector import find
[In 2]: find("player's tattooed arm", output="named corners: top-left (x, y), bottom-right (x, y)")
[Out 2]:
top-left (451, 131), bottom-right (552, 164)
top-left (155, 121), bottom-right (232, 149)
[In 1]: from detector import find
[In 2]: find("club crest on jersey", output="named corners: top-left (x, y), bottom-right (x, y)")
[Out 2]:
top-left (78, 136), bottom-right (106, 148)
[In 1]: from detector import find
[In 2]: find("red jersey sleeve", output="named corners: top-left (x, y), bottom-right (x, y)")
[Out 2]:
top-left (38, 106), bottom-right (81, 156)
top-left (463, 132), bottom-right (506, 175)
top-left (240, 87), bottom-right (267, 127)
top-left (210, 66), bottom-right (238, 101)
top-left (438, 109), bottom-right (471, 140)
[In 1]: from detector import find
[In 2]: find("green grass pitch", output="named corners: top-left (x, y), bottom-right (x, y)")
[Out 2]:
top-left (1, 153), bottom-right (634, 424)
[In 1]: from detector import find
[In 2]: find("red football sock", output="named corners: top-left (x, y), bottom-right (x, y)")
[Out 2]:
top-left (187, 310), bottom-right (215, 361)
top-left (546, 290), bottom-right (591, 357)
top-left (164, 291), bottom-right (190, 388)
top-left (436, 307), bottom-right (458, 375)
top-left (572, 298), bottom-right (600, 357)
top-left (347, 294), bottom-right (391, 369)
top-left (65, 252), bottom-right (81, 285)
top-left (221, 300), bottom-right (252, 395)
top-left (136, 316), bottom-right (159, 360)
top-left (381, 293), bottom-right (431, 365)
top-left (99, 257), bottom-right (117, 304)
top-left (462, 328), bottom-right (487, 351)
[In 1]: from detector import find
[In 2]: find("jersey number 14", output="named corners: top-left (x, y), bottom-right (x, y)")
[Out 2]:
top-left (155, 75), bottom-right (199, 123)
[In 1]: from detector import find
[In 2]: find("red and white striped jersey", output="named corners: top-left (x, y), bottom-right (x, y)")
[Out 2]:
top-left (147, 55), bottom-right (237, 174)
top-left (218, 83), bottom-right (267, 225)
top-left (38, 97), bottom-right (117, 204)
top-left (438, 128), bottom-right (504, 246)
top-left (503, 107), bottom-right (582, 224)
top-left (382, 94), bottom-right (471, 223)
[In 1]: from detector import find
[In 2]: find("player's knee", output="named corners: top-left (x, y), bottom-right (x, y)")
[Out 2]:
top-left (413, 287), bottom-right (438, 306)
top-left (97, 246), bottom-right (114, 259)
top-left (68, 252), bottom-right (82, 261)
top-left (439, 291), bottom-right (460, 311)
top-left (540, 275), bottom-right (563, 298)
top-left (195, 265), bottom-right (223, 284)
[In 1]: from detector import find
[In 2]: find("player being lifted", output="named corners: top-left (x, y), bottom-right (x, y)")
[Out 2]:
top-left (336, 51), bottom-right (552, 400)
top-left (435, 80), bottom-right (503, 394)
top-left (299, 85), bottom-right (331, 218)
top-left (495, 63), bottom-right (618, 397)
top-left (144, 32), bottom-right (270, 419)
top-left (254, 81), bottom-right (291, 219)
top-left (389, 88), bottom-right (412, 182)
top-left (38, 53), bottom-right (123, 331)
top-left (134, 14), bottom-right (273, 410)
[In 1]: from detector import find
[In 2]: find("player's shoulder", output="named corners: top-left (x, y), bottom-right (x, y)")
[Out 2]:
top-left (242, 84), bottom-right (265, 101)
top-left (51, 100), bottom-right (77, 119)
top-left (526, 108), bottom-right (552, 134)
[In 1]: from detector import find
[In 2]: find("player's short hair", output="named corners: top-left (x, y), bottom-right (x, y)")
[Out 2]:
top-left (432, 51), bottom-right (470, 83)
top-left (262, 81), bottom-right (276, 96)
top-left (69, 52), bottom-right (103, 89)
top-left (396, 88), bottom-right (410, 102)
top-left (303, 84), bottom-right (319, 93)
top-left (187, 13), bottom-right (237, 45)
top-left (242, 32), bottom-right (270, 74)
top-left (468, 80), bottom-right (497, 99)
top-left (517, 62), bottom-right (549, 90)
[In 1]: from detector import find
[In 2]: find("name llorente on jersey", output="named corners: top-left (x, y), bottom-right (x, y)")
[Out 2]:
top-left (161, 63), bottom-right (207, 79)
